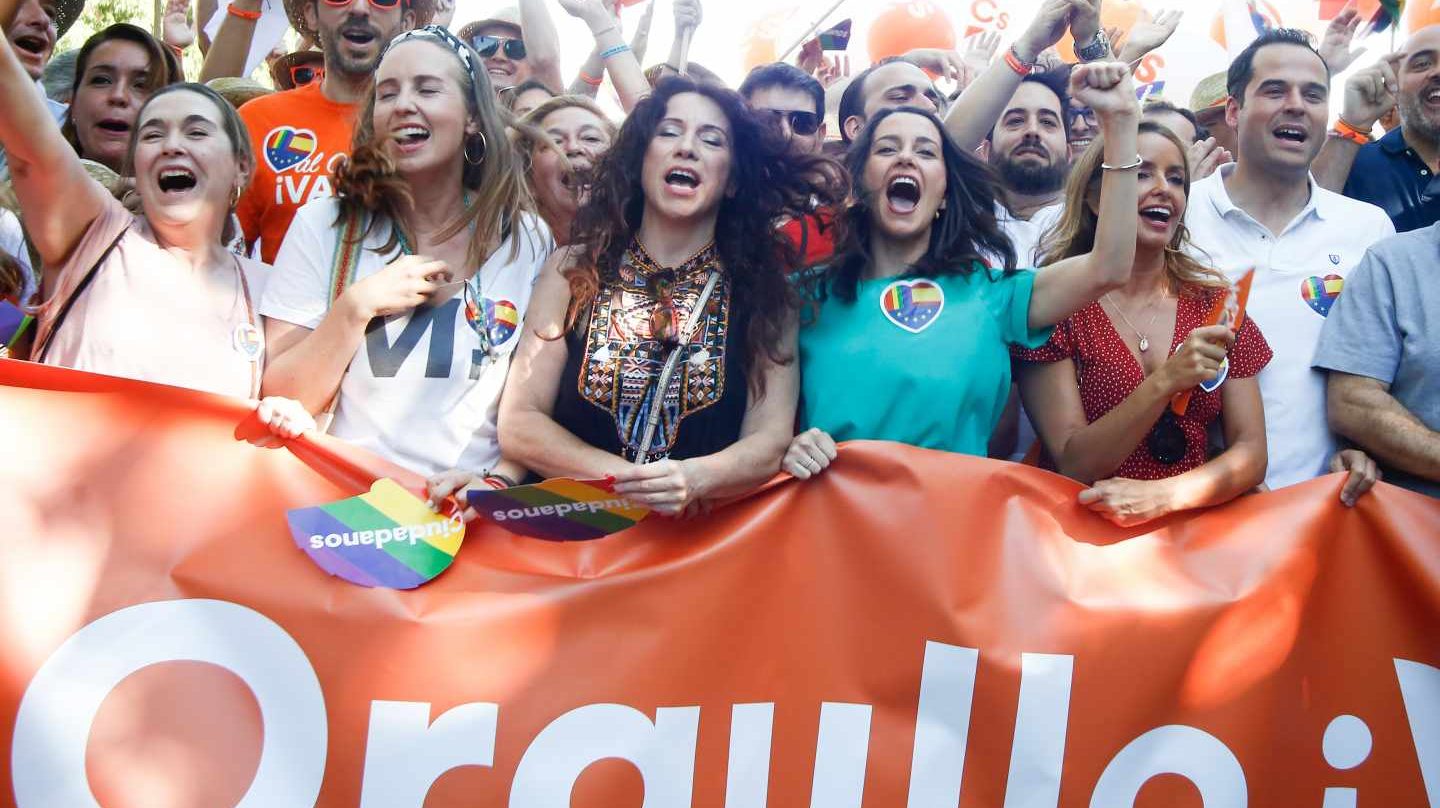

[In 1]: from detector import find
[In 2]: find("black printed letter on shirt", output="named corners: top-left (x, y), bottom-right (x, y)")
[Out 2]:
top-left (365, 299), bottom-right (458, 378)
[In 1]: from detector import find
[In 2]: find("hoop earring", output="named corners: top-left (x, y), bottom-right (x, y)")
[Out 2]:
top-left (464, 131), bottom-right (487, 166)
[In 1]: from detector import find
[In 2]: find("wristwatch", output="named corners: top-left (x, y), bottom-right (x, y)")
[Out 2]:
top-left (1075, 30), bottom-right (1112, 63)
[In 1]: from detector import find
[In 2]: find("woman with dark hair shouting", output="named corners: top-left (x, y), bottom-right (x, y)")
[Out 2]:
top-left (491, 76), bottom-right (847, 515)
top-left (260, 26), bottom-right (551, 478)
top-left (1013, 122), bottom-right (1270, 526)
top-left (784, 61), bottom-right (1141, 478)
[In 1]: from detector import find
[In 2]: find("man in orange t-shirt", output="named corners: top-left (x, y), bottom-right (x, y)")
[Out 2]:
top-left (237, 0), bottom-right (430, 263)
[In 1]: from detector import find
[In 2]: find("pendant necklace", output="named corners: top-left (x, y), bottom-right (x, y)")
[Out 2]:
top-left (1104, 292), bottom-right (1165, 353)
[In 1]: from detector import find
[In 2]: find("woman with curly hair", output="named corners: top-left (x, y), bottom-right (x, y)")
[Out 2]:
top-left (783, 61), bottom-right (1142, 478)
top-left (1012, 122), bottom-right (1270, 526)
top-left (260, 26), bottom-right (551, 479)
top-left (490, 76), bottom-right (846, 515)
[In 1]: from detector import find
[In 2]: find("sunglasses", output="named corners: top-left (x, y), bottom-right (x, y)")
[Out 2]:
top-left (1147, 409), bottom-right (1188, 465)
top-left (469, 35), bottom-right (526, 60)
top-left (320, 0), bottom-right (403, 9)
top-left (755, 108), bottom-right (822, 137)
top-left (289, 64), bottom-right (323, 87)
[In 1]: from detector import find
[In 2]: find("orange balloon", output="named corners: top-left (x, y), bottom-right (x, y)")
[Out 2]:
top-left (1407, 0), bottom-right (1440, 33)
top-left (867, 1), bottom-right (956, 64)
top-left (1057, 0), bottom-right (1148, 62)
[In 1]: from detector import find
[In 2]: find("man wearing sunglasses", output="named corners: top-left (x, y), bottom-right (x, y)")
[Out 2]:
top-left (457, 4), bottom-right (561, 95)
top-left (740, 62), bottom-right (826, 156)
top-left (234, 0), bottom-right (431, 264)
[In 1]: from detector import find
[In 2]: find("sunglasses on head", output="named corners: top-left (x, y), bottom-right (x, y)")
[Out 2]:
top-left (469, 35), bottom-right (526, 60)
top-left (755, 108), bottom-right (821, 137)
top-left (289, 63), bottom-right (324, 86)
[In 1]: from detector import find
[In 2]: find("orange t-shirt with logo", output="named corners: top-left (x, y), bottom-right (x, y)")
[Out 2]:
top-left (237, 82), bottom-right (358, 264)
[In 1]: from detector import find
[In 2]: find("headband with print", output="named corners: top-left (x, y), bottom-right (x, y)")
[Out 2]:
top-left (382, 24), bottom-right (483, 89)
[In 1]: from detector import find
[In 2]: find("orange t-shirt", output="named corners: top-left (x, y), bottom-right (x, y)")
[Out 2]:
top-left (237, 82), bottom-right (358, 264)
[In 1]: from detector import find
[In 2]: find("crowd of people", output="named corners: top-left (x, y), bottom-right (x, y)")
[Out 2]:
top-left (0, 0), bottom-right (1435, 526)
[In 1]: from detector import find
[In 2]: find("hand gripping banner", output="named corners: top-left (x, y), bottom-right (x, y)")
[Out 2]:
top-left (2, 359), bottom-right (1439, 807)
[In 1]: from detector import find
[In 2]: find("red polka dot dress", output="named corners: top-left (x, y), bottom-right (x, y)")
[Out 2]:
top-left (1012, 285), bottom-right (1273, 480)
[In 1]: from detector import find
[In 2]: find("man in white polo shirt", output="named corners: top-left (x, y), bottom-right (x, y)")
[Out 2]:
top-left (1186, 28), bottom-right (1393, 503)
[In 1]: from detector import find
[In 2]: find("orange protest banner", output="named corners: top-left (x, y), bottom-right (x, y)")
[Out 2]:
top-left (1, 359), bottom-right (1439, 807)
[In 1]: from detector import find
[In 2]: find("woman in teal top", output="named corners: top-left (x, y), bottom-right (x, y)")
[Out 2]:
top-left (786, 61), bottom-right (1143, 476)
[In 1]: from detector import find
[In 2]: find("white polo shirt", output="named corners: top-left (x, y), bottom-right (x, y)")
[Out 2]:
top-left (997, 201), bottom-right (1064, 269)
top-left (1185, 164), bottom-right (1395, 490)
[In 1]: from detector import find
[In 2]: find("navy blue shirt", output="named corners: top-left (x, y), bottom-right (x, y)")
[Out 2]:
top-left (1342, 127), bottom-right (1440, 233)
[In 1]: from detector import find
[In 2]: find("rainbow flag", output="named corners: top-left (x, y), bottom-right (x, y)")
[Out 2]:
top-left (1369, 0), bottom-right (1405, 33)
top-left (287, 478), bottom-right (465, 589)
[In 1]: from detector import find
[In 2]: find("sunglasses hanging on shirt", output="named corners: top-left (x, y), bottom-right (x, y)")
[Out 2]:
top-left (469, 35), bottom-right (527, 60)
top-left (1147, 409), bottom-right (1187, 465)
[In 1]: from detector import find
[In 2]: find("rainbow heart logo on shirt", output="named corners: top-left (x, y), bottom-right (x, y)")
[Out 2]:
top-left (286, 478), bottom-right (465, 589)
top-left (263, 126), bottom-right (319, 173)
top-left (1300, 274), bottom-right (1344, 317)
top-left (879, 279), bottom-right (945, 333)
top-left (484, 298), bottom-right (519, 345)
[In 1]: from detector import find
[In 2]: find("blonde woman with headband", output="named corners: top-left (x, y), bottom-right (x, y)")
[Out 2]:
top-left (260, 26), bottom-right (551, 481)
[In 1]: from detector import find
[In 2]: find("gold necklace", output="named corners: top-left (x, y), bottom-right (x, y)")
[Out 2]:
top-left (1103, 292), bottom-right (1166, 353)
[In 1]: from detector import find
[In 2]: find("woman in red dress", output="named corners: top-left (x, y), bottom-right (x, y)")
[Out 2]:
top-left (1014, 122), bottom-right (1271, 526)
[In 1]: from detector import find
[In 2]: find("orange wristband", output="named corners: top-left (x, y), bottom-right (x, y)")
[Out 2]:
top-left (1332, 117), bottom-right (1372, 144)
top-left (1003, 47), bottom-right (1034, 77)
top-left (227, 4), bottom-right (262, 21)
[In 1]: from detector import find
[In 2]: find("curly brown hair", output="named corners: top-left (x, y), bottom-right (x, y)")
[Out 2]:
top-left (332, 34), bottom-right (533, 267)
top-left (565, 77), bottom-right (848, 394)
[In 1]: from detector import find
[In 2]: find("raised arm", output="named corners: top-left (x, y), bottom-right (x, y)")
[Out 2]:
top-left (1027, 61), bottom-right (1140, 329)
top-left (518, 0), bottom-right (564, 92)
top-left (559, 0), bottom-right (648, 111)
top-left (497, 250), bottom-right (637, 480)
top-left (197, 0), bottom-right (262, 82)
top-left (658, 0), bottom-right (699, 77)
top-left (1313, 53), bottom-right (1399, 192)
top-left (0, 0), bottom-right (108, 267)
top-left (1114, 10), bottom-right (1182, 66)
top-left (943, 0), bottom-right (1073, 152)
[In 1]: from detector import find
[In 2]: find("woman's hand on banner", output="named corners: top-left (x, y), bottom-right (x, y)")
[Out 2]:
top-left (782, 428), bottom-right (837, 480)
top-left (426, 470), bottom-right (481, 521)
top-left (1077, 477), bottom-right (1175, 526)
top-left (248, 397), bottom-right (317, 448)
top-left (611, 459), bottom-right (704, 515)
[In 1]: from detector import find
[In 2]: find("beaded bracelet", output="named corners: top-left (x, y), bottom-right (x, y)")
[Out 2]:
top-left (226, 4), bottom-right (262, 21)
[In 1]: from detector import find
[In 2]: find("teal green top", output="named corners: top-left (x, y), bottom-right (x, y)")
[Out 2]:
top-left (798, 267), bottom-right (1051, 456)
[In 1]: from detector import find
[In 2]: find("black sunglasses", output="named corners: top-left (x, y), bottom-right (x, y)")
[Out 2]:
top-left (469, 35), bottom-right (526, 60)
top-left (755, 108), bottom-right (821, 136)
top-left (1147, 409), bottom-right (1188, 465)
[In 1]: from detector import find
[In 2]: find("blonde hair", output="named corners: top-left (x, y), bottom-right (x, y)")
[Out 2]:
top-left (1039, 121), bottom-right (1227, 294)
top-left (334, 35), bottom-right (534, 267)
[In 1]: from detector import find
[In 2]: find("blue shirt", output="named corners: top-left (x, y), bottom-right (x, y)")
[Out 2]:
top-left (1342, 127), bottom-right (1440, 233)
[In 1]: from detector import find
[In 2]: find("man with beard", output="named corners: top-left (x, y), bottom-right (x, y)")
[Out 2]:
top-left (1312, 26), bottom-right (1440, 232)
top-left (1185, 28), bottom-right (1392, 503)
top-left (983, 69), bottom-right (1071, 267)
top-left (235, 0), bottom-right (431, 263)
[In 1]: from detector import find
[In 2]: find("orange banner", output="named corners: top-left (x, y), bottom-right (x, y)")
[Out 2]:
top-left (2, 359), bottom-right (1440, 807)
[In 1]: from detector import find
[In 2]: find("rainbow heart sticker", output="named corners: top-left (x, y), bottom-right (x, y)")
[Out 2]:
top-left (468, 477), bottom-right (651, 542)
top-left (1301, 274), bottom-right (1344, 317)
top-left (287, 478), bottom-right (465, 589)
top-left (263, 125), bottom-right (319, 173)
top-left (879, 279), bottom-right (945, 333)
top-left (484, 298), bottom-right (519, 346)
